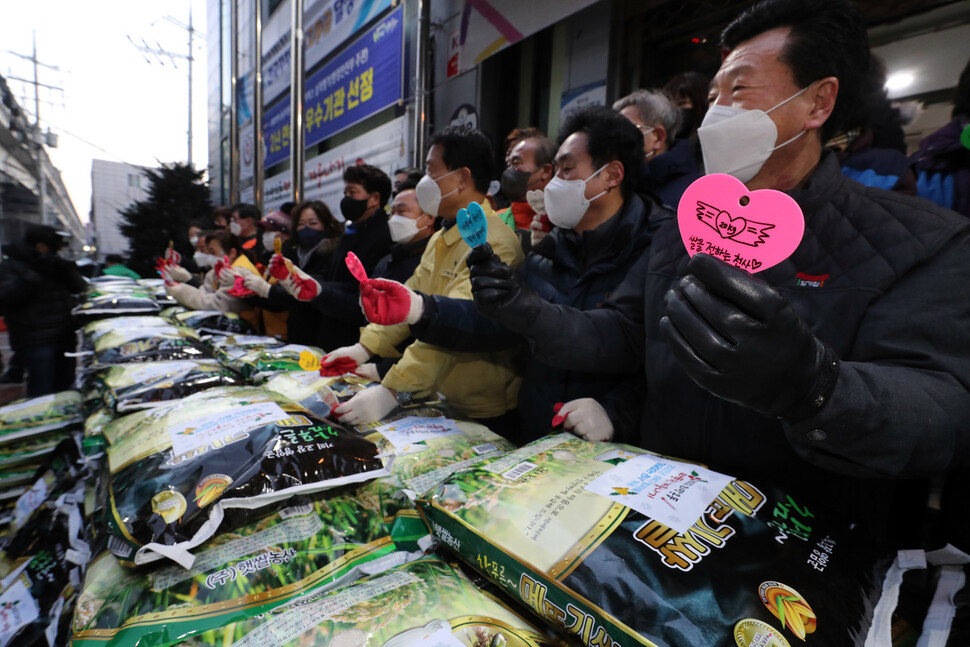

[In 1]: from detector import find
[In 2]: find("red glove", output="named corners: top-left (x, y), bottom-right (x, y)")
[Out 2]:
top-left (551, 402), bottom-right (568, 427)
top-left (155, 258), bottom-right (177, 287)
top-left (164, 247), bottom-right (182, 265)
top-left (268, 253), bottom-right (290, 280)
top-left (319, 356), bottom-right (359, 377)
top-left (213, 255), bottom-right (232, 283)
top-left (226, 274), bottom-right (257, 297)
top-left (359, 279), bottom-right (424, 326)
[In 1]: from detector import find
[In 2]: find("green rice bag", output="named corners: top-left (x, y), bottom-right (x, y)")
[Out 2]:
top-left (103, 387), bottom-right (387, 568)
top-left (99, 360), bottom-right (246, 413)
top-left (0, 391), bottom-right (82, 445)
top-left (72, 494), bottom-right (420, 647)
top-left (174, 310), bottom-right (255, 335)
top-left (217, 344), bottom-right (324, 382)
top-left (419, 433), bottom-right (892, 647)
top-left (92, 325), bottom-right (210, 365)
top-left (73, 293), bottom-right (160, 320)
top-left (0, 465), bottom-right (39, 490)
top-left (80, 316), bottom-right (171, 351)
top-left (158, 305), bottom-right (189, 321)
top-left (175, 557), bottom-right (556, 647)
top-left (0, 433), bottom-right (71, 469)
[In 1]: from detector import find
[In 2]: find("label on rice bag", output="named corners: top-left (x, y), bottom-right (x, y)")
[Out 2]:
top-left (420, 434), bottom-right (892, 647)
top-left (103, 387), bottom-right (388, 568)
top-left (73, 495), bottom-right (404, 646)
top-left (92, 325), bottom-right (211, 365)
top-left (0, 434), bottom-right (69, 469)
top-left (170, 557), bottom-right (556, 647)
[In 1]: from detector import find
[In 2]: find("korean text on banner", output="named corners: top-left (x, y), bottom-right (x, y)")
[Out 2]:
top-left (263, 96), bottom-right (292, 170)
top-left (303, 0), bottom-right (394, 70)
top-left (304, 5), bottom-right (403, 149)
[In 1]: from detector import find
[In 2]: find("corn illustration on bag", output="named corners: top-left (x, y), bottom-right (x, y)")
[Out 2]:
top-left (102, 387), bottom-right (388, 568)
top-left (419, 433), bottom-right (892, 647)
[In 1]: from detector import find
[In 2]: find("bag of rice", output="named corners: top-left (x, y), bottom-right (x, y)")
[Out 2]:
top-left (72, 294), bottom-right (160, 320)
top-left (263, 371), bottom-right (343, 418)
top-left (172, 556), bottom-right (557, 647)
top-left (72, 493), bottom-right (424, 647)
top-left (419, 433), bottom-right (892, 647)
top-left (173, 310), bottom-right (255, 335)
top-left (91, 325), bottom-right (210, 366)
top-left (98, 360), bottom-right (246, 414)
top-left (0, 392), bottom-right (82, 446)
top-left (0, 486), bottom-right (90, 647)
top-left (102, 387), bottom-right (388, 568)
top-left (79, 316), bottom-right (172, 351)
top-left (217, 344), bottom-right (325, 382)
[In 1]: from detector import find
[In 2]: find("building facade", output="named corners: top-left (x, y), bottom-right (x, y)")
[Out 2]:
top-left (206, 0), bottom-right (970, 214)
top-left (0, 74), bottom-right (85, 256)
top-left (89, 159), bottom-right (151, 257)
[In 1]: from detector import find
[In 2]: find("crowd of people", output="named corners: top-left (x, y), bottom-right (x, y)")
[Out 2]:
top-left (4, 0), bottom-right (970, 550)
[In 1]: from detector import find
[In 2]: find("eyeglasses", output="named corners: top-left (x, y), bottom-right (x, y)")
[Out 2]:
top-left (635, 124), bottom-right (656, 135)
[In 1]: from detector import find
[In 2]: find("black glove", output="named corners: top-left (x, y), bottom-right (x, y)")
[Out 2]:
top-left (466, 243), bottom-right (541, 331)
top-left (659, 253), bottom-right (839, 423)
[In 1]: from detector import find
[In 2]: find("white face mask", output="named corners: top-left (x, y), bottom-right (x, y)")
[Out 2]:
top-left (229, 221), bottom-right (243, 236)
top-left (415, 169), bottom-right (460, 217)
top-left (193, 251), bottom-right (218, 268)
top-left (697, 85), bottom-right (810, 183)
top-left (262, 231), bottom-right (278, 251)
top-left (387, 215), bottom-right (427, 244)
top-left (542, 164), bottom-right (609, 229)
top-left (189, 235), bottom-right (199, 247)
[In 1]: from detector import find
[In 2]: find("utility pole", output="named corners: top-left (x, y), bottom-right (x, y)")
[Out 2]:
top-left (127, 4), bottom-right (201, 166)
top-left (5, 31), bottom-right (62, 226)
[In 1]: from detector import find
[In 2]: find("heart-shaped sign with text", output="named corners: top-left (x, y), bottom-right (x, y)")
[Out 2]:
top-left (677, 173), bottom-right (805, 273)
top-left (456, 201), bottom-right (489, 248)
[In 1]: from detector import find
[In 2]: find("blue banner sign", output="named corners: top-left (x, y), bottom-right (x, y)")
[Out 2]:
top-left (304, 5), bottom-right (403, 148)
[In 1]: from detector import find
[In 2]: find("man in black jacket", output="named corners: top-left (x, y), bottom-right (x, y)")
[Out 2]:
top-left (0, 225), bottom-right (86, 397)
top-left (464, 0), bottom-right (970, 543)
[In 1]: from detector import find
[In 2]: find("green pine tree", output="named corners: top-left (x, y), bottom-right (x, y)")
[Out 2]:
top-left (119, 163), bottom-right (212, 278)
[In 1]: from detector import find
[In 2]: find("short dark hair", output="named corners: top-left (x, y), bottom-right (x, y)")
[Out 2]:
top-left (105, 254), bottom-right (125, 265)
top-left (25, 224), bottom-right (64, 251)
top-left (188, 219), bottom-right (209, 231)
top-left (205, 229), bottom-right (242, 255)
top-left (505, 126), bottom-right (545, 154)
top-left (212, 206), bottom-right (233, 223)
top-left (721, 0), bottom-right (870, 141)
top-left (290, 200), bottom-right (342, 238)
top-left (558, 106), bottom-right (645, 197)
top-left (396, 171), bottom-right (424, 193)
top-left (428, 127), bottom-right (494, 194)
top-left (343, 164), bottom-right (392, 208)
top-left (229, 203), bottom-right (260, 222)
top-left (663, 71), bottom-right (711, 134)
top-left (279, 201), bottom-right (296, 215)
top-left (523, 136), bottom-right (557, 168)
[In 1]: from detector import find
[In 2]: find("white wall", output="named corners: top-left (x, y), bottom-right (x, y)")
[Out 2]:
top-left (90, 159), bottom-right (151, 257)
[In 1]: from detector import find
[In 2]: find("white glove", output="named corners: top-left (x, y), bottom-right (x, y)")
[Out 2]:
top-left (320, 343), bottom-right (373, 376)
top-left (556, 398), bottom-right (614, 442)
top-left (530, 213), bottom-right (551, 248)
top-left (333, 385), bottom-right (398, 425)
top-left (166, 264), bottom-right (192, 283)
top-left (241, 271), bottom-right (272, 298)
top-left (354, 362), bottom-right (381, 382)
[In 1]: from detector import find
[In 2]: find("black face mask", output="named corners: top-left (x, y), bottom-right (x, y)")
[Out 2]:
top-left (500, 167), bottom-right (533, 202)
top-left (297, 227), bottom-right (327, 249)
top-left (340, 196), bottom-right (370, 222)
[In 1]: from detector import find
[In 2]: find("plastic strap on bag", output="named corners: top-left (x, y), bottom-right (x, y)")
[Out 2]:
top-left (916, 545), bottom-right (970, 647)
top-left (864, 549), bottom-right (928, 647)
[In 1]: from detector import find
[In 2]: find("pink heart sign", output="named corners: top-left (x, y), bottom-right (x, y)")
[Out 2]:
top-left (677, 173), bottom-right (805, 273)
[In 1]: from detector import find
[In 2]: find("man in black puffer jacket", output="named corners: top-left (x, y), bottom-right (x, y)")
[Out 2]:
top-left (464, 0), bottom-right (970, 544)
top-left (0, 225), bottom-right (86, 397)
